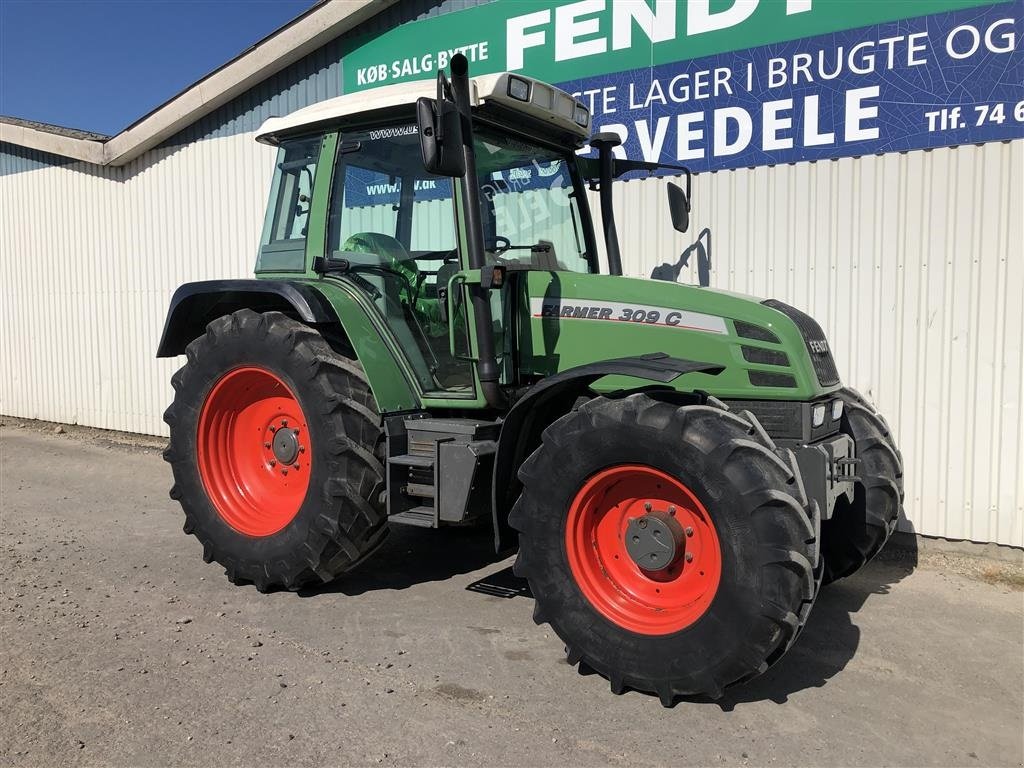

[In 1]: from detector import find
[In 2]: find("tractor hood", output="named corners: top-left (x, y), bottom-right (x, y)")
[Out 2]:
top-left (517, 271), bottom-right (840, 401)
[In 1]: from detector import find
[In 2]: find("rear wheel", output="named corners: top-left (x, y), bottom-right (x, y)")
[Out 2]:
top-left (510, 394), bottom-right (822, 705)
top-left (821, 388), bottom-right (904, 584)
top-left (163, 309), bottom-right (388, 591)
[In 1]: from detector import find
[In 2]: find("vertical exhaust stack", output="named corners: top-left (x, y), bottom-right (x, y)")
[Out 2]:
top-left (448, 53), bottom-right (505, 409)
top-left (590, 132), bottom-right (623, 276)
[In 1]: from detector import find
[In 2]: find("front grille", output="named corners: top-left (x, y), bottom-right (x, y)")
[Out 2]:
top-left (741, 346), bottom-right (789, 366)
top-left (725, 398), bottom-right (842, 443)
top-left (726, 400), bottom-right (803, 438)
top-left (749, 370), bottom-right (797, 388)
top-left (734, 320), bottom-right (780, 343)
top-left (762, 300), bottom-right (840, 386)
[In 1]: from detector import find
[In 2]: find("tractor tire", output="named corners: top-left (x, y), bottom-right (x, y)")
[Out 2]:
top-left (509, 393), bottom-right (821, 705)
top-left (163, 309), bottom-right (388, 591)
top-left (820, 387), bottom-right (904, 584)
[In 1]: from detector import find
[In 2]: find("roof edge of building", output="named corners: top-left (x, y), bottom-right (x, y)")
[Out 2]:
top-left (0, 0), bottom-right (396, 168)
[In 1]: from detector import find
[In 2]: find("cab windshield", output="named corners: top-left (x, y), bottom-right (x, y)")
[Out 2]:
top-left (324, 124), bottom-right (593, 275)
top-left (474, 126), bottom-right (593, 273)
top-left (320, 120), bottom-right (593, 395)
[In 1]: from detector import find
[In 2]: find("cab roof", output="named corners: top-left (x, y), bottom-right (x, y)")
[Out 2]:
top-left (255, 72), bottom-right (591, 146)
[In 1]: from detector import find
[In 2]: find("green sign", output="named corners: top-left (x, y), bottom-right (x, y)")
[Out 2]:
top-left (342, 0), bottom-right (1000, 91)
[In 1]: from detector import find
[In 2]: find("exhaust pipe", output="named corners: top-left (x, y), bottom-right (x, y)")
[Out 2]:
top-left (590, 132), bottom-right (623, 276)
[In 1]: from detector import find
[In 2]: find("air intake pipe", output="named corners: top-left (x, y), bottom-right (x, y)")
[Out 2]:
top-left (590, 132), bottom-right (623, 276)
top-left (448, 54), bottom-right (505, 409)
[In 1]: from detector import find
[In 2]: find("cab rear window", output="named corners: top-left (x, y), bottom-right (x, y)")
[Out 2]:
top-left (256, 136), bottom-right (321, 272)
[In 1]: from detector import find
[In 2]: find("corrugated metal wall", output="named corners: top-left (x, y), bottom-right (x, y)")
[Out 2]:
top-left (0, 0), bottom-right (1020, 546)
top-left (0, 134), bottom-right (277, 435)
top-left (589, 140), bottom-right (1024, 547)
top-left (3, 139), bottom-right (1020, 546)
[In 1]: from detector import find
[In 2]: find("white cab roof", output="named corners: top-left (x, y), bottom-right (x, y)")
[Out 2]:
top-left (255, 72), bottom-right (591, 145)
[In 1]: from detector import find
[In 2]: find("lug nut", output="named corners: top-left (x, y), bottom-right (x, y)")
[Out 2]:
top-left (269, 426), bottom-right (276, 433)
top-left (269, 460), bottom-right (276, 467)
top-left (294, 464), bottom-right (300, 470)
top-left (637, 518), bottom-right (648, 529)
top-left (685, 527), bottom-right (694, 537)
top-left (281, 420), bottom-right (288, 427)
top-left (298, 446), bottom-right (305, 453)
top-left (264, 442), bottom-right (271, 449)
top-left (644, 502), bottom-right (652, 512)
top-left (685, 552), bottom-right (694, 563)
top-left (281, 469), bottom-right (288, 476)
top-left (668, 505), bottom-right (676, 515)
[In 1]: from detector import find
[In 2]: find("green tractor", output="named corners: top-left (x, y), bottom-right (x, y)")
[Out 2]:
top-left (158, 55), bottom-right (903, 705)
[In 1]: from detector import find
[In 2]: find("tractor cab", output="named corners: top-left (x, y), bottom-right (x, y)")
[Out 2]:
top-left (253, 68), bottom-right (602, 404)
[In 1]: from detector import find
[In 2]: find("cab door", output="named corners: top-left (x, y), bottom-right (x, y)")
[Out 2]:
top-left (322, 126), bottom-right (479, 401)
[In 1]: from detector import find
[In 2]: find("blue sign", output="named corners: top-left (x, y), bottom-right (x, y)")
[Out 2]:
top-left (563, 2), bottom-right (1023, 173)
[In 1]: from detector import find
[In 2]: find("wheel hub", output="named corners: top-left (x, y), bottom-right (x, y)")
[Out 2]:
top-left (271, 426), bottom-right (300, 465)
top-left (625, 511), bottom-right (684, 572)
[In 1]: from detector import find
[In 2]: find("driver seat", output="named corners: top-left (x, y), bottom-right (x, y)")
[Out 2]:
top-left (342, 230), bottom-right (421, 311)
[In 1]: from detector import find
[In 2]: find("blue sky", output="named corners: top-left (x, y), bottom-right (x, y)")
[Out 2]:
top-left (0, 0), bottom-right (316, 135)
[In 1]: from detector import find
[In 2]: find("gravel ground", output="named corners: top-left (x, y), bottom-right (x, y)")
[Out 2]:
top-left (1, 423), bottom-right (1022, 767)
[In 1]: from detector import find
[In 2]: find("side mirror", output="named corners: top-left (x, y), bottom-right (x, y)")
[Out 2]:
top-left (667, 181), bottom-right (690, 233)
top-left (416, 97), bottom-right (465, 177)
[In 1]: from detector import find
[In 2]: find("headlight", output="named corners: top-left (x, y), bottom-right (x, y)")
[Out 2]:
top-left (573, 104), bottom-right (590, 127)
top-left (507, 76), bottom-right (530, 102)
top-left (812, 404), bottom-right (826, 428)
top-left (832, 399), bottom-right (844, 421)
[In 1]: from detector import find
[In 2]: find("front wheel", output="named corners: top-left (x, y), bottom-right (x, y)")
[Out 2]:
top-left (163, 309), bottom-right (389, 591)
top-left (820, 388), bottom-right (904, 583)
top-left (509, 394), bottom-right (822, 705)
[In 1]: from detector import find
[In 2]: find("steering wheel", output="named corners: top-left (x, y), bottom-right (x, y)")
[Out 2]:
top-left (485, 236), bottom-right (512, 255)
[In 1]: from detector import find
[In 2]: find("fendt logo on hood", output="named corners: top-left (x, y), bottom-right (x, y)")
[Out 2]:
top-left (808, 339), bottom-right (830, 354)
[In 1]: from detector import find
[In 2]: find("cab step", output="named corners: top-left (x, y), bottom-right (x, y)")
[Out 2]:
top-left (388, 506), bottom-right (436, 528)
top-left (384, 416), bottom-right (499, 528)
top-left (388, 453), bottom-right (434, 469)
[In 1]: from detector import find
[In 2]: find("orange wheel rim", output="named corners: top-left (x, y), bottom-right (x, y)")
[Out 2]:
top-left (196, 366), bottom-right (311, 537)
top-left (564, 464), bottom-right (721, 635)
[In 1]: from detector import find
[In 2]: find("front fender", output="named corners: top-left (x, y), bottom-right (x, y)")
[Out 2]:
top-left (490, 353), bottom-right (724, 552)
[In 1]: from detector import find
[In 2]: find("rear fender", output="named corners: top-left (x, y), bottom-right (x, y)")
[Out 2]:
top-left (491, 353), bottom-right (724, 552)
top-left (156, 279), bottom-right (419, 413)
top-left (156, 280), bottom-right (334, 356)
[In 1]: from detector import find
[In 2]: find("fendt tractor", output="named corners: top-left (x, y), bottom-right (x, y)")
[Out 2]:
top-left (158, 55), bottom-right (904, 705)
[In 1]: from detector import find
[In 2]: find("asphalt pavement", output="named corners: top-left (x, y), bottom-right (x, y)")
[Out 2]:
top-left (1, 425), bottom-right (1022, 767)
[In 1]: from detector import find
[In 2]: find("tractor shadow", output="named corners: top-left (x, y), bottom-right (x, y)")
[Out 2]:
top-left (299, 516), bottom-right (920, 709)
top-left (694, 534), bottom-right (920, 710)
top-left (464, 533), bottom-right (919, 710)
top-left (297, 524), bottom-right (505, 597)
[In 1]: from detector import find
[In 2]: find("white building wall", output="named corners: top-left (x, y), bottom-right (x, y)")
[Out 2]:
top-left (0, 134), bottom-right (277, 436)
top-left (1, 138), bottom-right (1021, 547)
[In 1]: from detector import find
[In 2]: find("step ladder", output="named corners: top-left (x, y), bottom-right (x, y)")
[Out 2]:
top-left (385, 417), bottom-right (499, 528)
